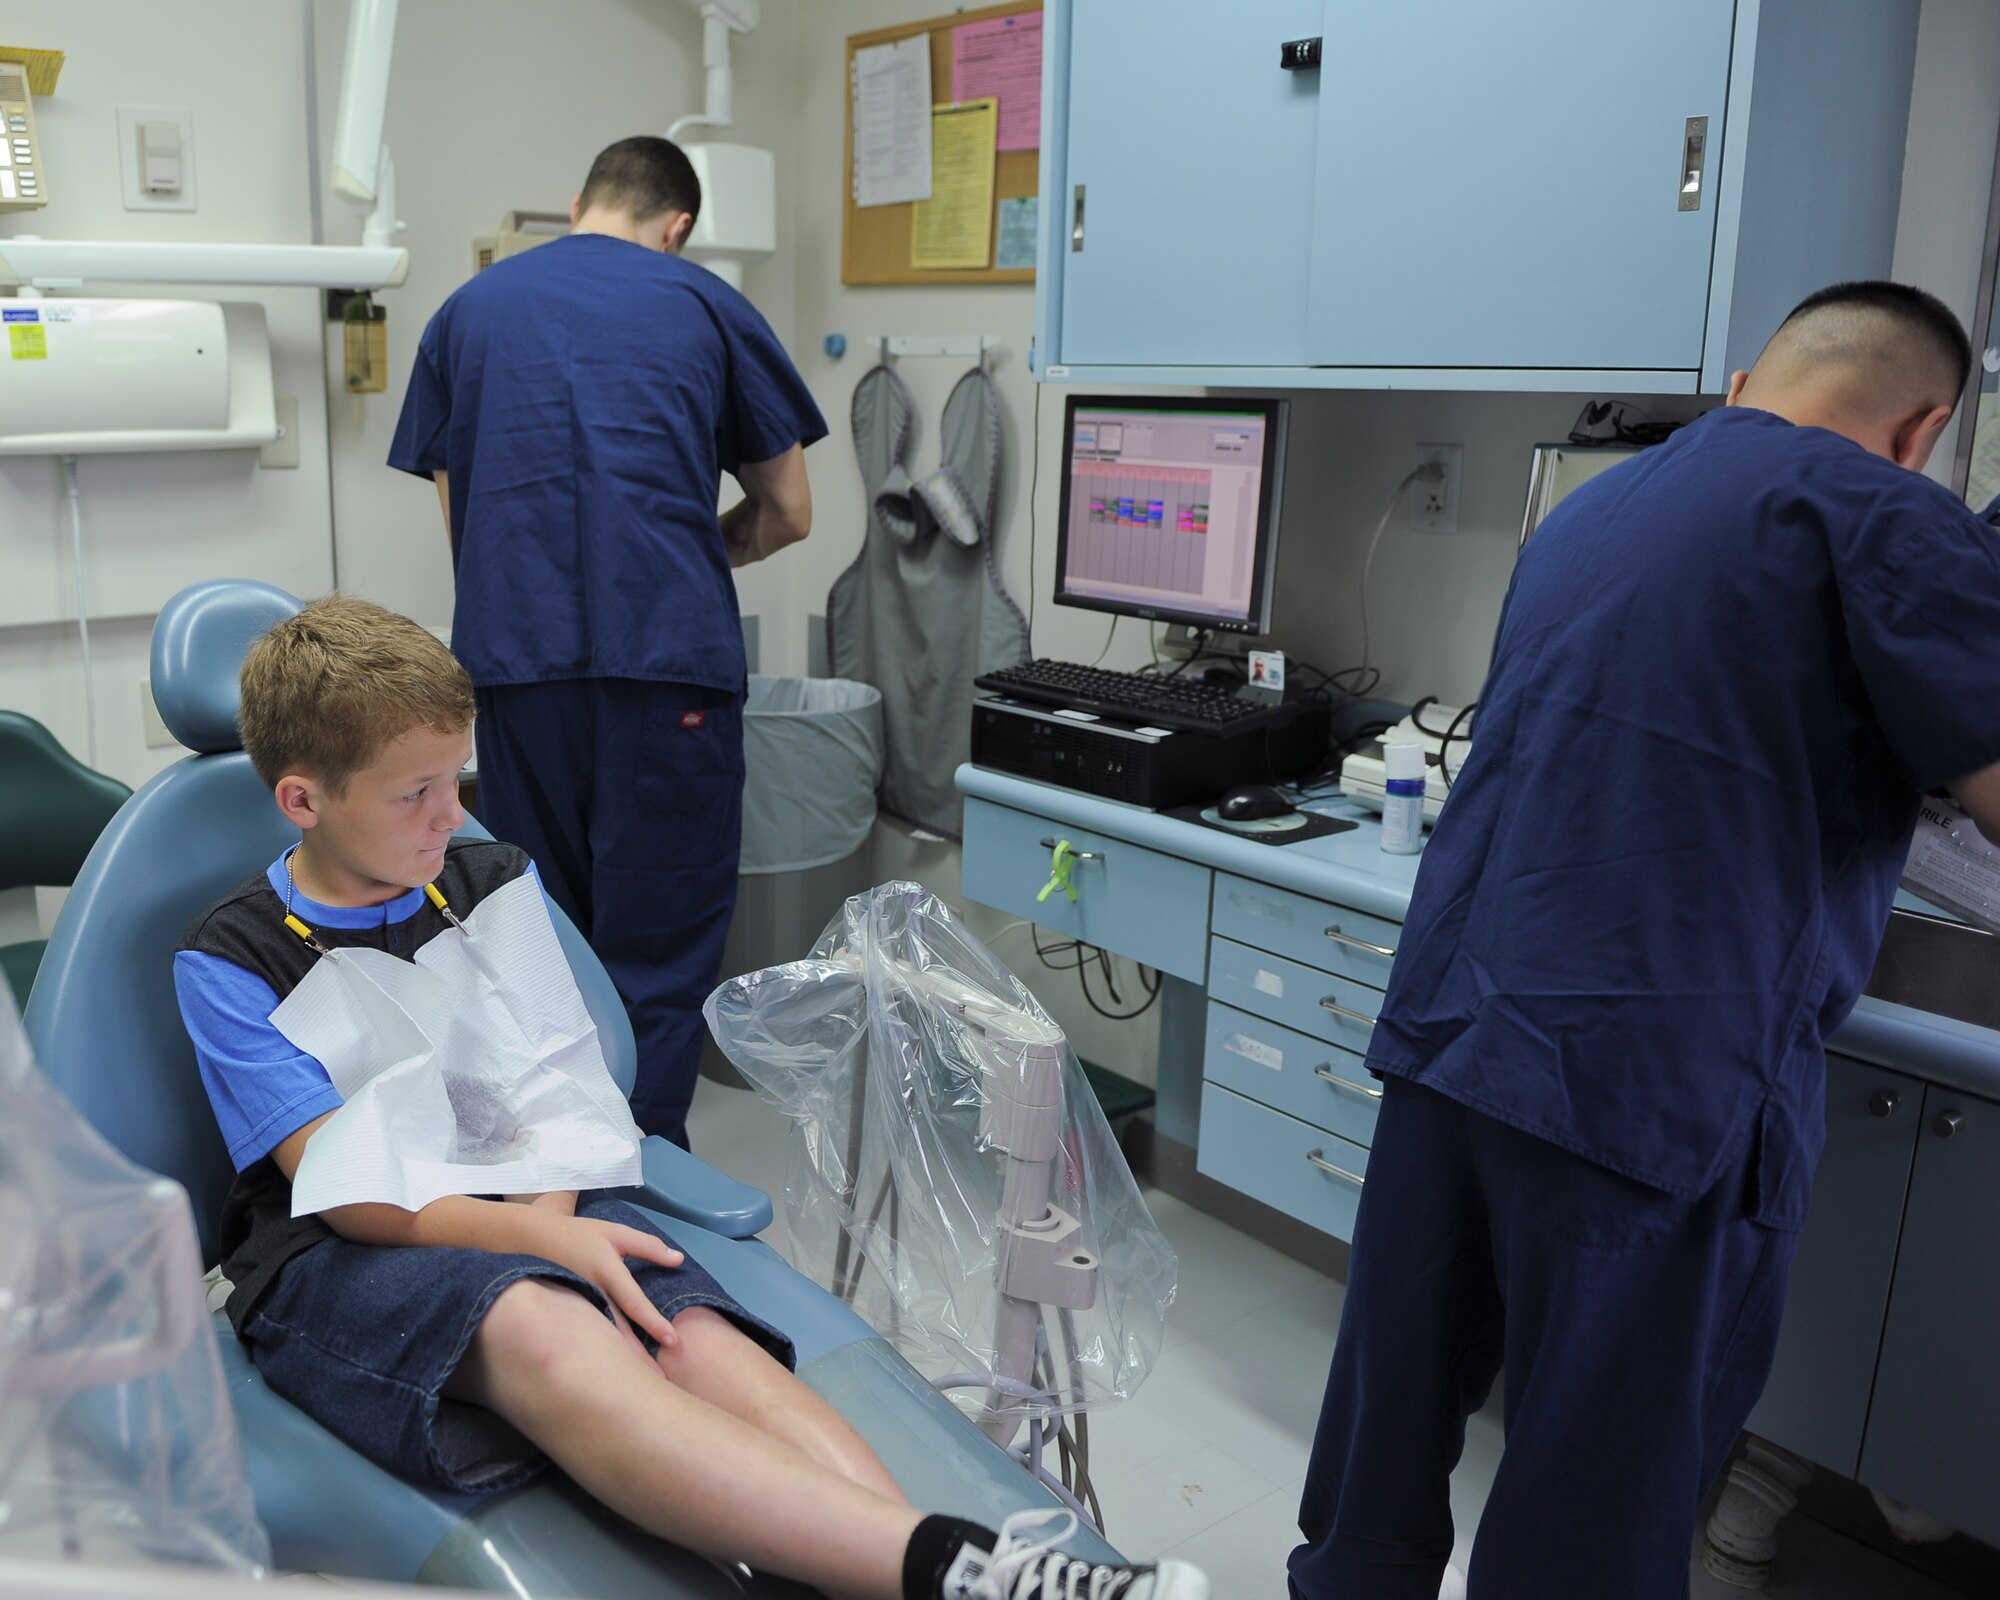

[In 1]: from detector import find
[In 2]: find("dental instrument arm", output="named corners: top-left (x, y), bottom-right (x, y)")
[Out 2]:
top-left (723, 443), bottom-right (811, 566)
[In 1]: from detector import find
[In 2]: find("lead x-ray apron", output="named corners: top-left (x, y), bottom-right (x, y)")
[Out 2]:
top-left (276, 872), bottom-right (642, 1217)
top-left (829, 363), bottom-right (1030, 839)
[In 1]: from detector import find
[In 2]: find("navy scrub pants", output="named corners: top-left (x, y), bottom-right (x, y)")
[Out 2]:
top-left (1289, 1074), bottom-right (1801, 1600)
top-left (472, 678), bottom-right (744, 1146)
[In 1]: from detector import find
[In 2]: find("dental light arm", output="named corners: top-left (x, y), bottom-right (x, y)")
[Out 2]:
top-left (329, 0), bottom-right (404, 253)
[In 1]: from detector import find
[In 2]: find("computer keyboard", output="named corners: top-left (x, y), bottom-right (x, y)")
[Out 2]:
top-left (974, 658), bottom-right (1283, 733)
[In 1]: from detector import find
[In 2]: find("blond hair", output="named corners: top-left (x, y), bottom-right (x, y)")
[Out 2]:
top-left (239, 595), bottom-right (474, 794)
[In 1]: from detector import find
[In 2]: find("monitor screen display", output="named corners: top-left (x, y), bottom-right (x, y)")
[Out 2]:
top-left (1052, 396), bottom-right (1287, 634)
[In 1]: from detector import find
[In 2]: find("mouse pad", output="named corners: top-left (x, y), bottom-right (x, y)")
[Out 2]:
top-left (1164, 803), bottom-right (1360, 846)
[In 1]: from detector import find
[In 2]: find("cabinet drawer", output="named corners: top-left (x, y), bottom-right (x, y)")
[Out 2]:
top-left (960, 798), bottom-right (1211, 983)
top-left (1208, 936), bottom-right (1382, 1053)
top-left (1212, 873), bottom-right (1401, 987)
top-left (1204, 1001), bottom-right (1381, 1150)
top-left (1197, 1083), bottom-right (1369, 1243)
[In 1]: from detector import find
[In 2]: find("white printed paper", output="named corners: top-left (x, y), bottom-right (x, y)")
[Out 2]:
top-left (1253, 969), bottom-right (1285, 999)
top-left (1225, 1032), bottom-right (1284, 1072)
top-left (852, 37), bottom-right (933, 208)
top-left (1903, 797), bottom-right (2000, 932)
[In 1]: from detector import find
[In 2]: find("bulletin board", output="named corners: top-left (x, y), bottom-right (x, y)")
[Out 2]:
top-left (842, 1), bottom-right (1041, 287)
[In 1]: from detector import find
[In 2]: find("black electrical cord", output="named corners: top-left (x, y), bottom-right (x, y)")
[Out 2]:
top-left (1032, 925), bottom-right (1162, 1021)
top-left (1448, 708), bottom-right (1480, 792)
top-left (1567, 399), bottom-right (1681, 448)
top-left (1407, 695), bottom-right (1453, 739)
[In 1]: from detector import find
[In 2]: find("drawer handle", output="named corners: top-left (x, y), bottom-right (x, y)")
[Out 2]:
top-left (1319, 996), bottom-right (1378, 1027)
top-left (1314, 1064), bottom-right (1384, 1101)
top-left (1324, 925), bottom-right (1396, 960)
top-left (1306, 1149), bottom-right (1366, 1188)
top-left (1039, 836), bottom-right (1103, 862)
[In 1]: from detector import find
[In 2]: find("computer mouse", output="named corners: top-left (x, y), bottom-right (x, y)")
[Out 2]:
top-left (1217, 784), bottom-right (1296, 822)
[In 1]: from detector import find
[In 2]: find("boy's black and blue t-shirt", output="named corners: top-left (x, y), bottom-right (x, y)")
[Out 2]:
top-left (174, 836), bottom-right (529, 1328)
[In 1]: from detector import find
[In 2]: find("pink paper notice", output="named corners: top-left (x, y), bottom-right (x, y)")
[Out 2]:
top-left (951, 12), bottom-right (1043, 152)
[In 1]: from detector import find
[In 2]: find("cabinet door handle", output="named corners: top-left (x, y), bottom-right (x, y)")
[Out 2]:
top-left (1071, 184), bottom-right (1086, 252)
top-left (1869, 1089), bottom-right (1902, 1119)
top-left (1314, 1064), bottom-right (1384, 1101)
top-left (1934, 1110), bottom-right (1965, 1140)
top-left (1678, 115), bottom-right (1709, 212)
top-left (1324, 925), bottom-right (1396, 959)
top-left (1038, 836), bottom-right (1103, 862)
top-left (1319, 996), bottom-right (1378, 1027)
top-left (1306, 1149), bottom-right (1366, 1188)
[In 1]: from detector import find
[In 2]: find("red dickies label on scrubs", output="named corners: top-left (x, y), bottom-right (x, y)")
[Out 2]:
top-left (680, 711), bottom-right (706, 729)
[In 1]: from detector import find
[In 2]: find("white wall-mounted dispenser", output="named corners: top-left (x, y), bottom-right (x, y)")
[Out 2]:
top-left (0, 299), bottom-right (277, 456)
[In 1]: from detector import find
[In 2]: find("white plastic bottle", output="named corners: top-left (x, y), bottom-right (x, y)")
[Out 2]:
top-left (1379, 740), bottom-right (1427, 855)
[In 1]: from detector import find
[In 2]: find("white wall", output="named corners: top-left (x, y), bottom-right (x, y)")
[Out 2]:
top-left (0, 0), bottom-right (335, 791)
top-left (1892, 0), bottom-right (2000, 486)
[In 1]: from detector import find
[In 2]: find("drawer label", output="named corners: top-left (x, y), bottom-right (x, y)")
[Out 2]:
top-left (1225, 1032), bottom-right (1284, 1072)
top-left (1227, 885), bottom-right (1292, 924)
top-left (1253, 969), bottom-right (1285, 999)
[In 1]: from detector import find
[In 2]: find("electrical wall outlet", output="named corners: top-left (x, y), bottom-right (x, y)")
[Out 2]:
top-left (1410, 443), bottom-right (1463, 533)
top-left (140, 677), bottom-right (179, 749)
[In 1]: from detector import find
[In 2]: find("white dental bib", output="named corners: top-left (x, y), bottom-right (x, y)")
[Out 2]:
top-left (278, 871), bottom-right (642, 1216)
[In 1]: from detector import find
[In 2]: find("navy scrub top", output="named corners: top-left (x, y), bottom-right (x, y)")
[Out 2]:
top-left (1370, 406), bottom-right (2000, 1227)
top-left (389, 233), bottom-right (827, 694)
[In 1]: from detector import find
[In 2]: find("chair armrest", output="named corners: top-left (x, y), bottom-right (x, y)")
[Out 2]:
top-left (608, 1135), bottom-right (774, 1239)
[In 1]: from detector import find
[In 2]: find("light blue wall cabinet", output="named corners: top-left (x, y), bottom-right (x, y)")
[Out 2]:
top-left (1853, 1083), bottom-right (2000, 1548)
top-left (1306, 4), bottom-right (1732, 371)
top-left (1057, 0), bottom-right (1324, 367)
top-left (1034, 0), bottom-right (1920, 393)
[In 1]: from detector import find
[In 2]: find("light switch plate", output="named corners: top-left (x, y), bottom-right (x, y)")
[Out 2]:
top-left (116, 106), bottom-right (196, 212)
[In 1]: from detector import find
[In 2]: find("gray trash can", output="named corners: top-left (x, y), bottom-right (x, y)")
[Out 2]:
top-left (702, 675), bottom-right (885, 1088)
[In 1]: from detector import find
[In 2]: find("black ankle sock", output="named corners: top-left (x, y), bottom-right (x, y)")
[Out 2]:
top-left (903, 1514), bottom-right (998, 1600)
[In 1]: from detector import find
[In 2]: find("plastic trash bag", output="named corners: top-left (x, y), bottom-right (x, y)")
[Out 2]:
top-left (0, 996), bottom-right (270, 1573)
top-left (705, 882), bottom-right (1175, 1430)
top-left (740, 676), bottom-right (885, 875)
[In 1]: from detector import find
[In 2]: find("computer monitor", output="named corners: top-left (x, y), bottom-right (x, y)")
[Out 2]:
top-left (1053, 395), bottom-right (1288, 636)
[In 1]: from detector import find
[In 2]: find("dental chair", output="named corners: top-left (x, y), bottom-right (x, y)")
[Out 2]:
top-left (0, 710), bottom-right (131, 1008)
top-left (23, 579), bottom-right (1117, 1594)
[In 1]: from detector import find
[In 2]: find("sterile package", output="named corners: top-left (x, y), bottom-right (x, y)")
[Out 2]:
top-left (705, 882), bottom-right (1176, 1429)
top-left (1902, 795), bottom-right (2000, 933)
top-left (0, 997), bottom-right (270, 1573)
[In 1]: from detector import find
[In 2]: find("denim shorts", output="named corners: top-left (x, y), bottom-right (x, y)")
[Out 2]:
top-left (238, 1194), bottom-right (795, 1493)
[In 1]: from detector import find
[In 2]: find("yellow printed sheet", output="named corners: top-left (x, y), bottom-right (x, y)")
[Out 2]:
top-left (911, 98), bottom-right (997, 270)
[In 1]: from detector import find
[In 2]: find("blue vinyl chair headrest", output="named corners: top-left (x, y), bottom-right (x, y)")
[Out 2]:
top-left (150, 580), bottom-right (303, 754)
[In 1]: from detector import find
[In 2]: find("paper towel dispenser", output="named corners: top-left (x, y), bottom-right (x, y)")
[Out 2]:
top-left (0, 297), bottom-right (278, 455)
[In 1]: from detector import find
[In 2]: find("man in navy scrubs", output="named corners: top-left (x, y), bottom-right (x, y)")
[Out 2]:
top-left (390, 137), bottom-right (826, 1145)
top-left (1290, 282), bottom-right (2000, 1600)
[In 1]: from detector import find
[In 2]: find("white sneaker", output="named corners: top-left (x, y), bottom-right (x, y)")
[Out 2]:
top-left (960, 1509), bottom-right (1210, 1600)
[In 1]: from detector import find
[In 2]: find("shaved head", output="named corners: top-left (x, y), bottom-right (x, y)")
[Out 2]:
top-left (1730, 281), bottom-right (1970, 470)
top-left (1743, 281), bottom-right (1969, 419)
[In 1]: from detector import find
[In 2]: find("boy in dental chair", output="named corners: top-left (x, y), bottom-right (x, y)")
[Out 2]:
top-left (173, 595), bottom-right (1204, 1600)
